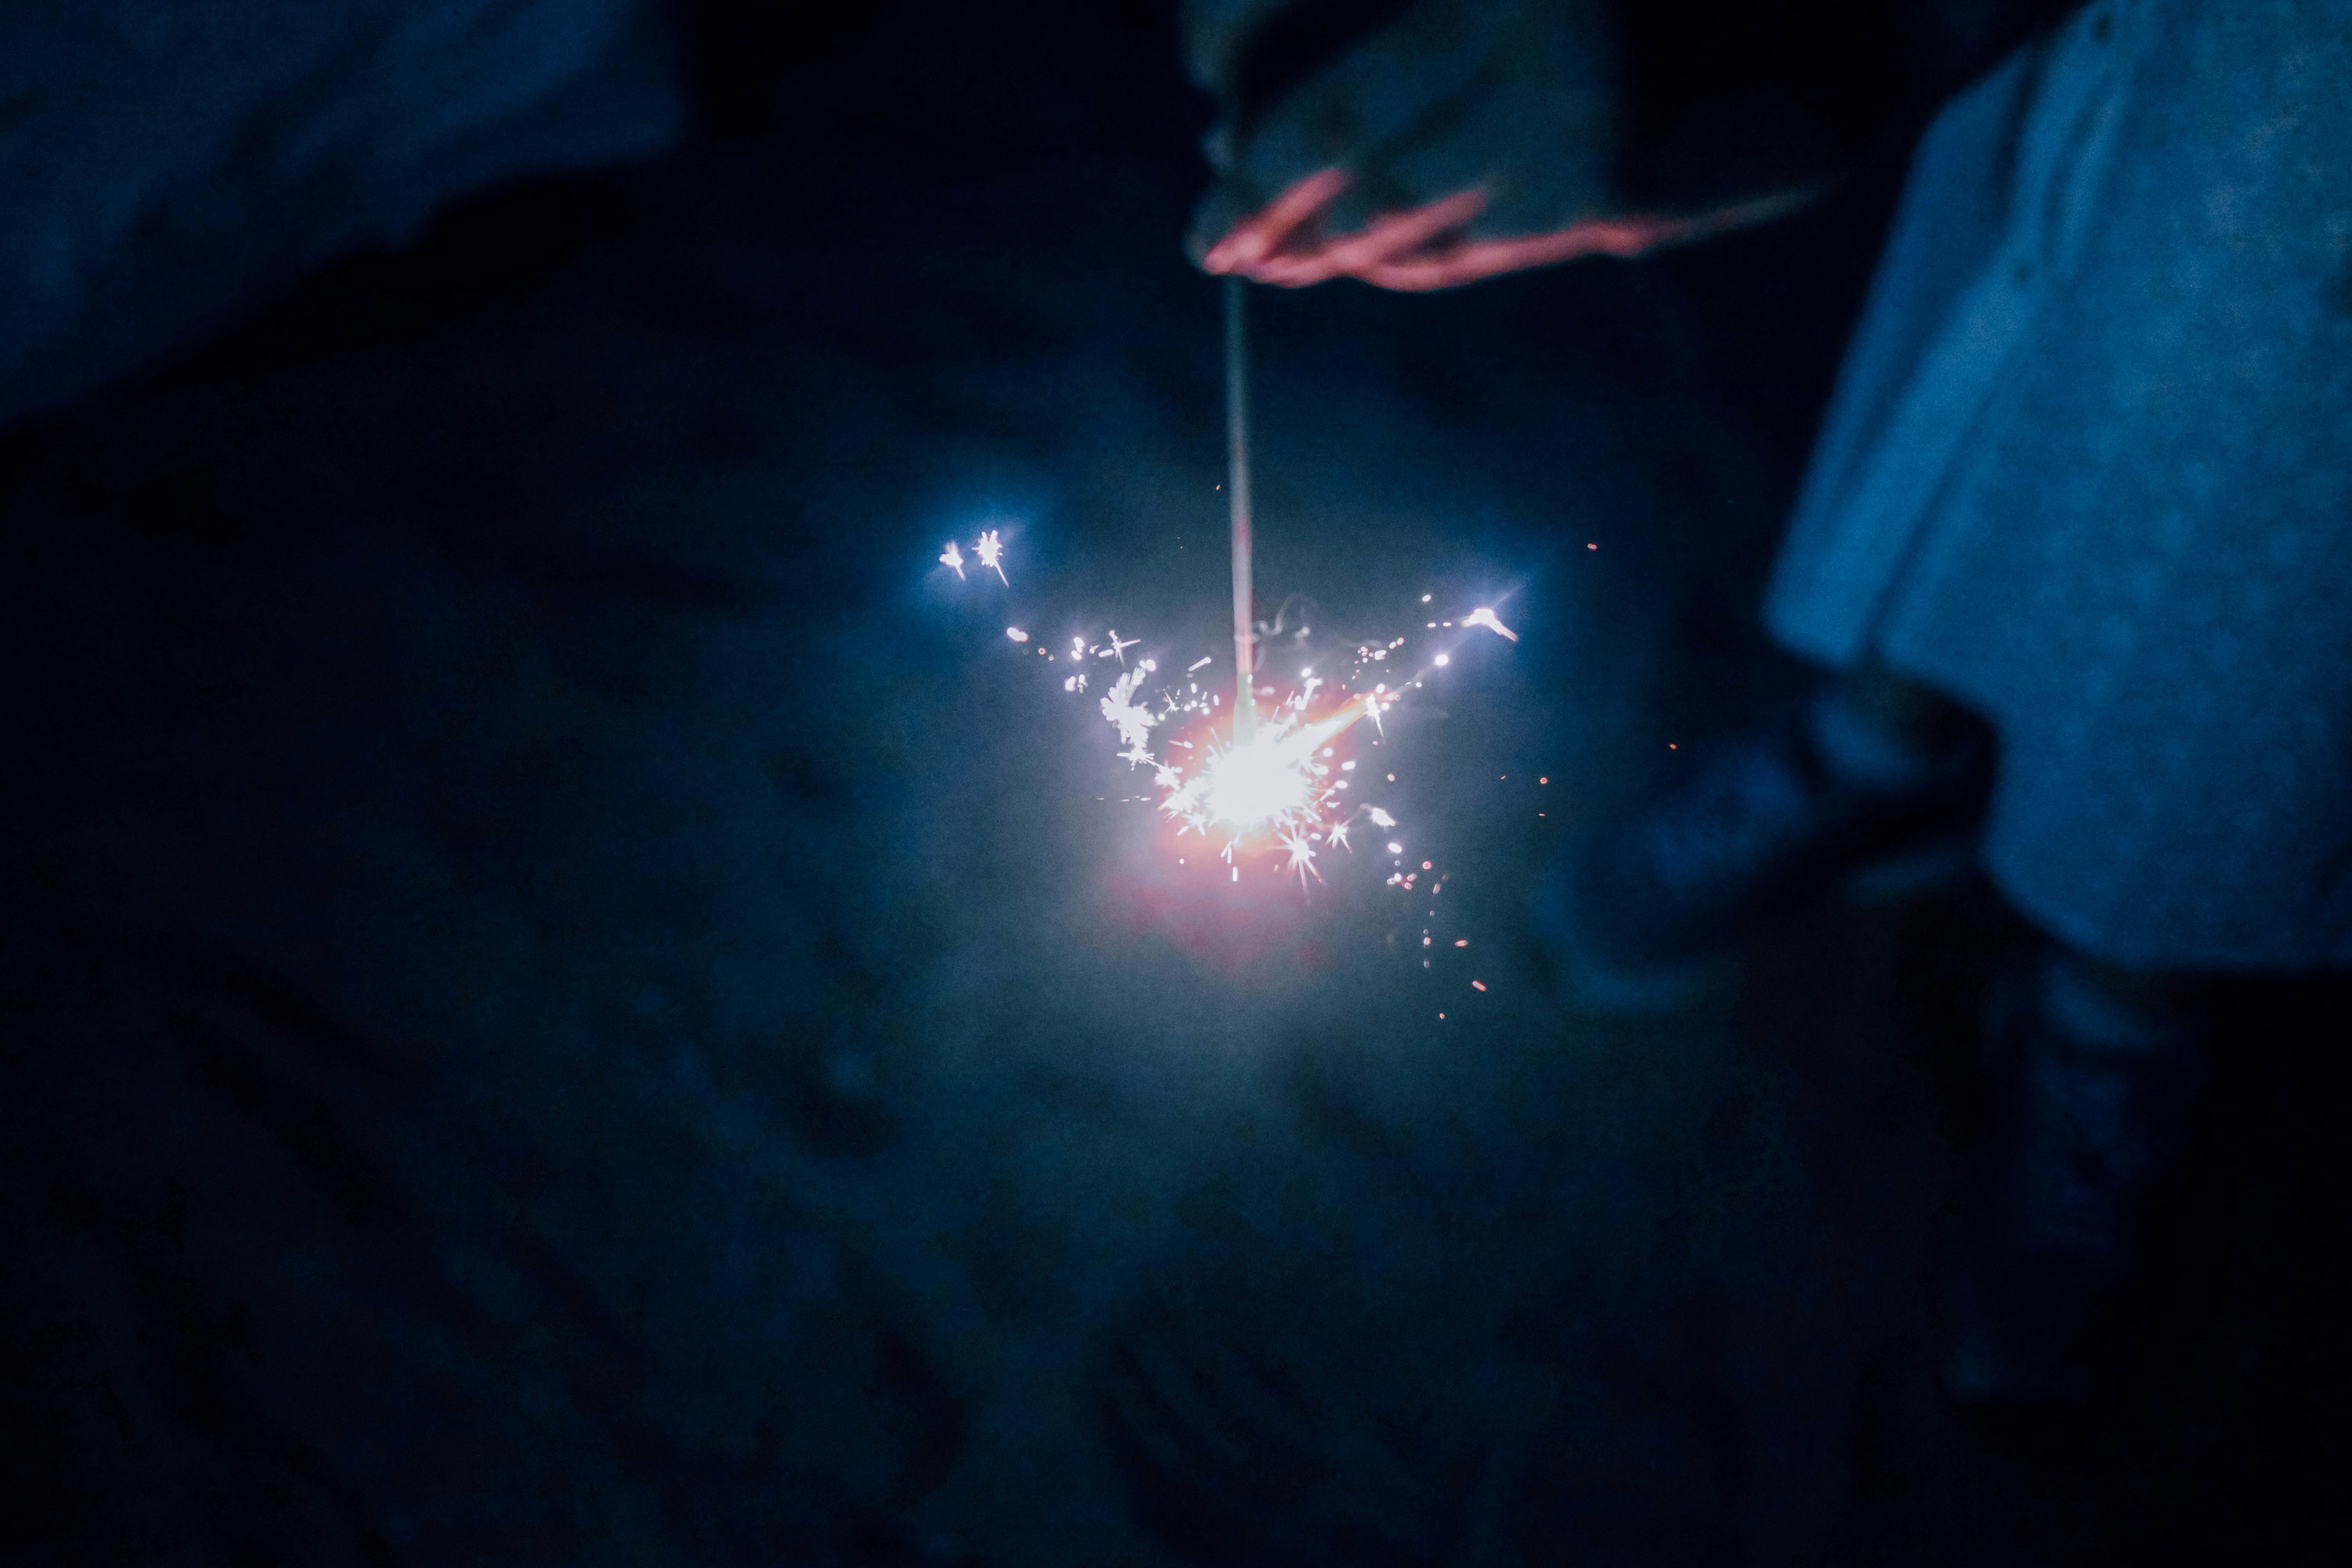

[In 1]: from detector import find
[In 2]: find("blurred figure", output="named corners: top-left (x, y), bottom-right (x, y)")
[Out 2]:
top-left (1188, 0), bottom-right (2352, 1412)
top-left (0, 0), bottom-right (683, 429)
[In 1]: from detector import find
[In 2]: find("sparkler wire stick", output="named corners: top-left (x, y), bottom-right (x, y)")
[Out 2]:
top-left (1224, 276), bottom-right (1256, 740)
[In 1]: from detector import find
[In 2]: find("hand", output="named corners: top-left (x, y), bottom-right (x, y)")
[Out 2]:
top-left (1187, 0), bottom-right (1800, 290)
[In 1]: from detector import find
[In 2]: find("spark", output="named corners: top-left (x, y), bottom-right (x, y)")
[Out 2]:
top-left (1103, 630), bottom-right (1140, 665)
top-left (1006, 627), bottom-right (1029, 643)
top-left (1281, 829), bottom-right (1321, 886)
top-left (940, 541), bottom-right (966, 578)
top-left (975, 529), bottom-right (1008, 584)
top-left (1187, 656), bottom-right (1213, 673)
top-left (1099, 667), bottom-right (1158, 752)
top-left (1368, 808), bottom-right (1397, 829)
top-left (1327, 819), bottom-right (1351, 851)
top-left (1463, 607), bottom-right (1518, 642)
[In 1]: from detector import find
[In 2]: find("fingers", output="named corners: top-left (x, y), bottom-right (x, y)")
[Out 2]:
top-left (1250, 189), bottom-right (1488, 287)
top-left (1200, 167), bottom-right (1353, 274)
top-left (1359, 216), bottom-right (1677, 292)
top-left (1200, 202), bottom-right (1679, 292)
top-left (1201, 173), bottom-right (1815, 293)
top-left (1357, 188), bottom-right (1822, 292)
top-left (1205, 183), bottom-right (1490, 288)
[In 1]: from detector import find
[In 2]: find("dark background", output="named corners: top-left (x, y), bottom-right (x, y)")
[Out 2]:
top-left (3, 2), bottom-right (2348, 1562)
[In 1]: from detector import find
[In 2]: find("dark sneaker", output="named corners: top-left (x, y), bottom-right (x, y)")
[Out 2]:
top-left (1533, 687), bottom-right (1990, 1012)
top-left (1946, 950), bottom-right (2212, 1415)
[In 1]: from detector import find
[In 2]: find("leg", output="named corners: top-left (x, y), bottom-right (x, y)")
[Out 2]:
top-left (1949, 944), bottom-right (2214, 1414)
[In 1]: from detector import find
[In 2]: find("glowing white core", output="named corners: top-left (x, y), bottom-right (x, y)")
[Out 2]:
top-left (1200, 729), bottom-right (1317, 832)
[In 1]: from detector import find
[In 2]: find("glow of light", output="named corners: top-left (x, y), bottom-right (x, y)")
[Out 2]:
top-left (940, 540), bottom-right (966, 578)
top-left (1006, 627), bottom-right (1029, 642)
top-left (1434, 654), bottom-right (1450, 667)
top-left (1189, 696), bottom-right (1365, 835)
top-left (1462, 607), bottom-right (1518, 642)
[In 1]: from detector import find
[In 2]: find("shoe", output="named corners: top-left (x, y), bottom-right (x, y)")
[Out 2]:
top-left (1945, 949), bottom-right (2212, 1415)
top-left (1532, 685), bottom-right (1989, 1012)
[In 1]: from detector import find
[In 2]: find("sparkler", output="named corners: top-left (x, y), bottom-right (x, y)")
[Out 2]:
top-left (1064, 281), bottom-right (1428, 888)
top-left (1226, 276), bottom-right (1257, 741)
top-left (930, 284), bottom-right (1531, 905)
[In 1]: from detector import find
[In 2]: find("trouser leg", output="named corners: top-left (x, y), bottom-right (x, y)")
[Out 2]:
top-left (1948, 944), bottom-right (2214, 1411)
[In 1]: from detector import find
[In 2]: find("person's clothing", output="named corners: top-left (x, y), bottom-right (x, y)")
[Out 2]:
top-left (1765, 0), bottom-right (2352, 970)
top-left (1948, 943), bottom-right (2212, 1410)
top-left (0, 0), bottom-right (682, 431)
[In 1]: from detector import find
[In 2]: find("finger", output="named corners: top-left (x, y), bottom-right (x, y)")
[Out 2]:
top-left (1359, 217), bottom-right (1672, 292)
top-left (1250, 187), bottom-right (1488, 287)
top-left (1358, 189), bottom-right (1820, 292)
top-left (1201, 167), bottom-right (1352, 274)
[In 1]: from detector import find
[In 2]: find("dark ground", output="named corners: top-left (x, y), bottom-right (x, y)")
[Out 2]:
top-left (4, 4), bottom-right (2351, 1564)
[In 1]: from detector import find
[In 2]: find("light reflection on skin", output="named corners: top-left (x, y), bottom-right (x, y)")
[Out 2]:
top-left (1201, 168), bottom-right (1812, 292)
